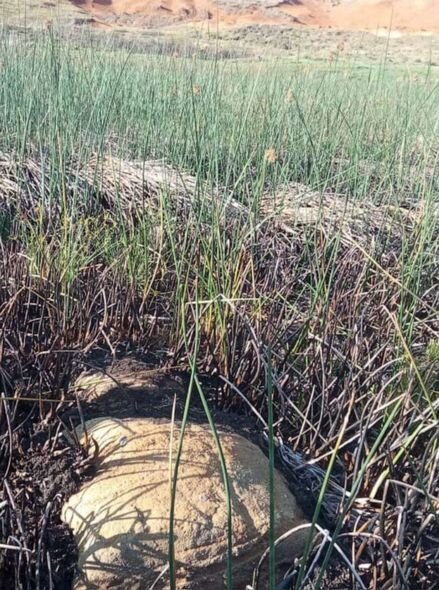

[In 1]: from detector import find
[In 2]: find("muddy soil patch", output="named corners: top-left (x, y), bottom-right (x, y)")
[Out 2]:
top-left (70, 357), bottom-right (262, 442)
top-left (0, 422), bottom-right (82, 589)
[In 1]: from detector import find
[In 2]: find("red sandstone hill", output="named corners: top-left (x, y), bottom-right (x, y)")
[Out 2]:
top-left (72, 0), bottom-right (439, 32)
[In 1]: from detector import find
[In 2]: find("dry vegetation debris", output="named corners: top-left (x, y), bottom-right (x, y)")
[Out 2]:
top-left (1, 151), bottom-right (433, 247)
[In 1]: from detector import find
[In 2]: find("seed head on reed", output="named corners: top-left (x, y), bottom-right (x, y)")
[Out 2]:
top-left (264, 148), bottom-right (277, 164)
top-left (286, 89), bottom-right (294, 102)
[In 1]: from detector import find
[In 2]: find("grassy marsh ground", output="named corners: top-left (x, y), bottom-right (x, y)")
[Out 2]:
top-left (0, 27), bottom-right (438, 589)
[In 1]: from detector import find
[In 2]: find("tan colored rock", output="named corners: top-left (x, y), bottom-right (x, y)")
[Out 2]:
top-left (74, 358), bottom-right (185, 403)
top-left (62, 417), bottom-right (309, 589)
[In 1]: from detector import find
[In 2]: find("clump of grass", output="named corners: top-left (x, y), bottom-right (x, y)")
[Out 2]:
top-left (0, 29), bottom-right (438, 590)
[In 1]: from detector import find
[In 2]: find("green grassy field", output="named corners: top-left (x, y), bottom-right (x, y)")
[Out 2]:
top-left (0, 27), bottom-right (438, 589)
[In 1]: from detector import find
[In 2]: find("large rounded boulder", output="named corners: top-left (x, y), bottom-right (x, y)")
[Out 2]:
top-left (62, 417), bottom-right (309, 589)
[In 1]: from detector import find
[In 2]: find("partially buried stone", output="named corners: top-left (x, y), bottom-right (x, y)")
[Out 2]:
top-left (62, 417), bottom-right (309, 589)
top-left (73, 358), bottom-right (186, 419)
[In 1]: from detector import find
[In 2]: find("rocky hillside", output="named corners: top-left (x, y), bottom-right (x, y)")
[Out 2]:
top-left (1, 0), bottom-right (438, 33)
top-left (71, 0), bottom-right (439, 32)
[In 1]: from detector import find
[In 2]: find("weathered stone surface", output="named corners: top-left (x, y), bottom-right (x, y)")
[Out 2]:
top-left (73, 358), bottom-right (185, 417)
top-left (62, 417), bottom-right (309, 589)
